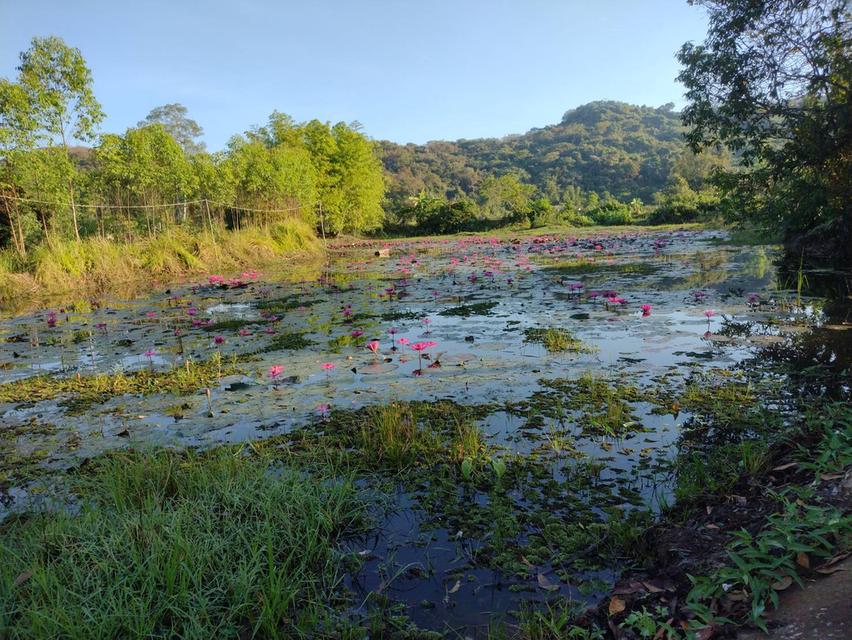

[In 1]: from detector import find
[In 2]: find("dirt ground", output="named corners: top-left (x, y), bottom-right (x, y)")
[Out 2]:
top-left (737, 557), bottom-right (851, 639)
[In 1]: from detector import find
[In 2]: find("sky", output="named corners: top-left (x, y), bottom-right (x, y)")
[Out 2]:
top-left (1, 1), bottom-right (709, 150)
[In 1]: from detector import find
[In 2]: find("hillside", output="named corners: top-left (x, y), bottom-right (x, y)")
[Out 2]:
top-left (378, 101), bottom-right (696, 206)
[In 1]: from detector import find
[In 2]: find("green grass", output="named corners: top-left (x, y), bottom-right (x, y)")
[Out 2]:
top-left (283, 401), bottom-right (490, 472)
top-left (0, 220), bottom-right (322, 308)
top-left (0, 353), bottom-right (242, 407)
top-left (0, 448), bottom-right (367, 639)
top-left (524, 327), bottom-right (594, 354)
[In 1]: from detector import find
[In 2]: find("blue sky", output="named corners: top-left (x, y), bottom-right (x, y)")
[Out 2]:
top-left (1, 1), bottom-right (708, 150)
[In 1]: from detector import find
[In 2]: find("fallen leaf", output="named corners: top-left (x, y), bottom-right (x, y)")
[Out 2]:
top-left (772, 575), bottom-right (793, 590)
top-left (705, 523), bottom-right (720, 530)
top-left (695, 626), bottom-right (715, 640)
top-left (821, 551), bottom-right (850, 567)
top-left (14, 571), bottom-right (32, 588)
top-left (613, 581), bottom-right (645, 595)
top-left (796, 552), bottom-right (811, 569)
top-left (447, 579), bottom-right (461, 594)
top-left (642, 580), bottom-right (666, 593)
top-left (537, 573), bottom-right (559, 592)
top-left (820, 472), bottom-right (844, 481)
top-left (816, 565), bottom-right (846, 575)
top-left (608, 596), bottom-right (626, 616)
top-left (772, 462), bottom-right (798, 471)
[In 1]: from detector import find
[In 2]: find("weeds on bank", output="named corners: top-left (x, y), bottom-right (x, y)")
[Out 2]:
top-left (686, 492), bottom-right (851, 633)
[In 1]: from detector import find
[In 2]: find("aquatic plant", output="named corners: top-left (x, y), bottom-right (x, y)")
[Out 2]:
top-left (410, 341), bottom-right (437, 372)
top-left (268, 365), bottom-right (284, 380)
top-left (524, 328), bottom-right (593, 354)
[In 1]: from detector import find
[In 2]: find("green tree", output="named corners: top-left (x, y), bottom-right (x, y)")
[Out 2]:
top-left (478, 173), bottom-right (536, 221)
top-left (138, 103), bottom-right (206, 154)
top-left (678, 0), bottom-right (851, 241)
top-left (224, 137), bottom-right (317, 228)
top-left (16, 36), bottom-right (104, 241)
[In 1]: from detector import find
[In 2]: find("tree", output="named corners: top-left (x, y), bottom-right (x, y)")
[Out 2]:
top-left (478, 173), bottom-right (536, 221)
top-left (678, 0), bottom-right (851, 241)
top-left (139, 103), bottom-right (206, 154)
top-left (15, 36), bottom-right (104, 241)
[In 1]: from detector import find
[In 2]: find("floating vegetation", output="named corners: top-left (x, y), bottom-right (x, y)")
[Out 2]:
top-left (530, 373), bottom-right (644, 436)
top-left (545, 259), bottom-right (660, 276)
top-left (256, 332), bottom-right (315, 352)
top-left (438, 301), bottom-right (498, 317)
top-left (524, 327), bottom-right (596, 353)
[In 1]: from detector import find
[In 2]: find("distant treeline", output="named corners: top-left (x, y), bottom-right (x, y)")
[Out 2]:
top-left (1, 37), bottom-right (733, 259)
top-left (0, 37), bottom-right (384, 259)
top-left (380, 102), bottom-right (729, 234)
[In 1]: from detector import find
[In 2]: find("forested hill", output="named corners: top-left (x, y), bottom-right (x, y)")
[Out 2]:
top-left (378, 101), bottom-right (693, 206)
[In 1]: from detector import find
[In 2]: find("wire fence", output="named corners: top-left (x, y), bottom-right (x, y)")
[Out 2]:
top-left (0, 193), bottom-right (330, 255)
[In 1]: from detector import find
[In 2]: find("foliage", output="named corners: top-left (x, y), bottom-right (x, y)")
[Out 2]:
top-left (686, 494), bottom-right (851, 631)
top-left (1, 38), bottom-right (385, 258)
top-left (678, 0), bottom-right (851, 239)
top-left (648, 175), bottom-right (721, 224)
top-left (138, 102), bottom-right (206, 154)
top-left (379, 101), bottom-right (728, 210)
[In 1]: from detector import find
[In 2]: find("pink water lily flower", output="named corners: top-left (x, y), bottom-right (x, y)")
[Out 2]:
top-left (410, 341), bottom-right (437, 373)
top-left (238, 329), bottom-right (252, 337)
top-left (268, 365), bottom-right (285, 379)
top-left (704, 309), bottom-right (716, 318)
top-left (213, 335), bottom-right (225, 345)
top-left (315, 403), bottom-right (331, 417)
top-left (321, 362), bottom-right (336, 370)
top-left (366, 340), bottom-right (380, 354)
top-left (143, 349), bottom-right (156, 358)
top-left (397, 337), bottom-right (410, 346)
top-left (641, 304), bottom-right (652, 317)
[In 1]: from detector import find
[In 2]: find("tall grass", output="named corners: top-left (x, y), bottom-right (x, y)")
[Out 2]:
top-left (0, 449), bottom-right (365, 639)
top-left (0, 220), bottom-right (322, 306)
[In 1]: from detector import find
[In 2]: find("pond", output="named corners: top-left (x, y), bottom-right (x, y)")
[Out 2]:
top-left (1, 228), bottom-right (849, 635)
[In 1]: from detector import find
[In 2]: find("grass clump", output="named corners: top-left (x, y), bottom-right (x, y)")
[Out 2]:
top-left (524, 327), bottom-right (595, 353)
top-left (0, 449), bottom-right (366, 639)
top-left (0, 354), bottom-right (242, 408)
top-left (259, 332), bottom-right (315, 353)
top-left (287, 401), bottom-right (490, 471)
